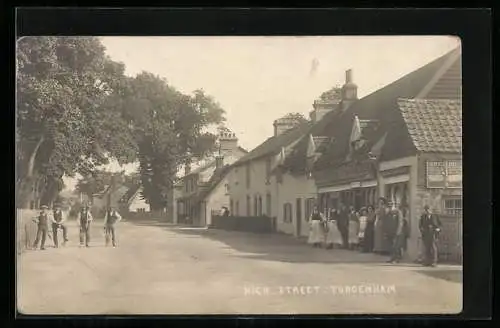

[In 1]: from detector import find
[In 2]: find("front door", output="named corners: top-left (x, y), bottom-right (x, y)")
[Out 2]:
top-left (296, 198), bottom-right (302, 237)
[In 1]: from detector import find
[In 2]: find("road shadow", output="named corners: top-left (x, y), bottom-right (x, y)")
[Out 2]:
top-left (414, 269), bottom-right (463, 283)
top-left (126, 218), bottom-right (393, 264)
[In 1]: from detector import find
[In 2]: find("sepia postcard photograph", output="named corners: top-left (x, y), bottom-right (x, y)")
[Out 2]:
top-left (16, 33), bottom-right (463, 315)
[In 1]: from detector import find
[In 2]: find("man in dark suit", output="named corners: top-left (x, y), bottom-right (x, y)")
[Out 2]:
top-left (419, 205), bottom-right (442, 267)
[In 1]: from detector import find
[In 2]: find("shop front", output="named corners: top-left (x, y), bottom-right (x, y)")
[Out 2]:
top-left (316, 160), bottom-right (378, 216)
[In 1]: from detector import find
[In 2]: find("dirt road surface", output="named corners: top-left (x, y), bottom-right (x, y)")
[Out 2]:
top-left (17, 219), bottom-right (462, 315)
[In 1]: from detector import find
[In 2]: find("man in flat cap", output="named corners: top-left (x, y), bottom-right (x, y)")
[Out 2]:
top-left (32, 205), bottom-right (54, 250)
top-left (419, 205), bottom-right (442, 267)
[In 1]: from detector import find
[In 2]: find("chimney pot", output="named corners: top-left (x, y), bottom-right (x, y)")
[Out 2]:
top-left (346, 69), bottom-right (353, 84)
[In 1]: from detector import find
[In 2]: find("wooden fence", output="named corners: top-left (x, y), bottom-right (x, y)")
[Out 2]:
top-left (211, 215), bottom-right (277, 233)
top-left (416, 214), bottom-right (462, 264)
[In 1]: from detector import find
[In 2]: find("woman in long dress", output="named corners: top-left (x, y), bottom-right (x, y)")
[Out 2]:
top-left (308, 206), bottom-right (325, 248)
top-left (362, 205), bottom-right (376, 253)
top-left (348, 206), bottom-right (360, 249)
top-left (357, 207), bottom-right (368, 251)
top-left (373, 202), bottom-right (386, 253)
top-left (325, 208), bottom-right (342, 249)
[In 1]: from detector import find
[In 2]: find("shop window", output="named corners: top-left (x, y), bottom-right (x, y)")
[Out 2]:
top-left (283, 203), bottom-right (293, 223)
top-left (443, 197), bottom-right (462, 216)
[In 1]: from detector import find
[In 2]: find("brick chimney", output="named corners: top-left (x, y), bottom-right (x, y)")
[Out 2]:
top-left (273, 115), bottom-right (303, 136)
top-left (218, 126), bottom-right (239, 154)
top-left (310, 86), bottom-right (342, 123)
top-left (215, 155), bottom-right (224, 171)
top-left (341, 69), bottom-right (358, 110)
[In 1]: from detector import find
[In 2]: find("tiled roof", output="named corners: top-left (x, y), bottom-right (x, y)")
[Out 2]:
top-left (232, 122), bottom-right (312, 167)
top-left (195, 164), bottom-right (234, 202)
top-left (398, 98), bottom-right (462, 153)
top-left (312, 46), bottom-right (462, 170)
top-left (119, 184), bottom-right (141, 204)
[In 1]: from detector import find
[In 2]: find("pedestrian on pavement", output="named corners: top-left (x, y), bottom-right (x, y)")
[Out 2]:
top-left (325, 208), bottom-right (342, 249)
top-left (52, 204), bottom-right (69, 248)
top-left (419, 205), bottom-right (442, 267)
top-left (387, 204), bottom-right (405, 263)
top-left (357, 207), bottom-right (368, 251)
top-left (32, 205), bottom-right (54, 250)
top-left (348, 206), bottom-right (360, 250)
top-left (362, 205), bottom-right (376, 253)
top-left (373, 200), bottom-right (385, 254)
top-left (336, 202), bottom-right (350, 249)
top-left (77, 205), bottom-right (93, 247)
top-left (104, 206), bottom-right (122, 247)
top-left (308, 206), bottom-right (325, 248)
top-left (379, 198), bottom-right (393, 255)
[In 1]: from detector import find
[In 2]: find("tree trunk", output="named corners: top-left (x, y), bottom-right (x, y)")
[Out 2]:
top-left (27, 135), bottom-right (45, 179)
top-left (17, 136), bottom-right (45, 208)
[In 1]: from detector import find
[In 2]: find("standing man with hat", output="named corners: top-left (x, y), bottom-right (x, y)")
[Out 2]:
top-left (52, 204), bottom-right (69, 248)
top-left (103, 206), bottom-right (122, 247)
top-left (32, 205), bottom-right (54, 250)
top-left (77, 204), bottom-right (93, 247)
top-left (419, 205), bottom-right (442, 267)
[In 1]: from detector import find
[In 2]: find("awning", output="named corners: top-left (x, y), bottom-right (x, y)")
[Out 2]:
top-left (318, 180), bottom-right (377, 193)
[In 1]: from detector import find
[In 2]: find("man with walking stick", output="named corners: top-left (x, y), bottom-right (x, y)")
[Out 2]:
top-left (419, 205), bottom-right (442, 267)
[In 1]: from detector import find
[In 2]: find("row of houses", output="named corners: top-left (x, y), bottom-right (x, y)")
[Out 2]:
top-left (169, 46), bottom-right (462, 261)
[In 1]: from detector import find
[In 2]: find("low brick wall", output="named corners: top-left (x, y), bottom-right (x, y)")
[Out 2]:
top-left (211, 215), bottom-right (277, 233)
top-left (16, 209), bottom-right (38, 253)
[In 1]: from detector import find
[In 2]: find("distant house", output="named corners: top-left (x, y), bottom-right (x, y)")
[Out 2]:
top-left (172, 127), bottom-right (248, 226)
top-left (120, 185), bottom-right (150, 213)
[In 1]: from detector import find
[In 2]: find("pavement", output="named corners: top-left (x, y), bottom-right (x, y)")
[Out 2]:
top-left (17, 219), bottom-right (462, 315)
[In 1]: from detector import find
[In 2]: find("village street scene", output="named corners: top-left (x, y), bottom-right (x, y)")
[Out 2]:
top-left (16, 36), bottom-right (462, 315)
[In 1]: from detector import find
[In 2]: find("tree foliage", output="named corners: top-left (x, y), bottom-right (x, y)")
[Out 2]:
top-left (122, 73), bottom-right (225, 210)
top-left (16, 36), bottom-right (136, 207)
top-left (17, 36), bottom-right (226, 211)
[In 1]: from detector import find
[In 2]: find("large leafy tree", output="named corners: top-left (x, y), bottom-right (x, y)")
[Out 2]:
top-left (16, 36), bottom-right (137, 207)
top-left (122, 73), bottom-right (225, 211)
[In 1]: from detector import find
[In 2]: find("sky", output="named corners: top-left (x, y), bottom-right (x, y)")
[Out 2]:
top-left (63, 35), bottom-right (460, 191)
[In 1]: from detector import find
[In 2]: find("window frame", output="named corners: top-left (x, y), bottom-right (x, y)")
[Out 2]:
top-left (443, 197), bottom-right (463, 216)
top-left (283, 202), bottom-right (293, 223)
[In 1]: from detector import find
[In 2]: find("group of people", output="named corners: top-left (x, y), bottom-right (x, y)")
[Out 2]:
top-left (31, 204), bottom-right (123, 250)
top-left (307, 197), bottom-right (442, 266)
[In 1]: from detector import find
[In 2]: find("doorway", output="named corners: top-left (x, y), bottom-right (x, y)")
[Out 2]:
top-left (296, 198), bottom-right (302, 237)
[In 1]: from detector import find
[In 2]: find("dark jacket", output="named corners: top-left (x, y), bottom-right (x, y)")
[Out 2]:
top-left (337, 209), bottom-right (349, 229)
top-left (419, 213), bottom-right (442, 238)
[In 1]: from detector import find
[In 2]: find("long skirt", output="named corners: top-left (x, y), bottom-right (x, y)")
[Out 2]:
top-left (362, 221), bottom-right (375, 252)
top-left (308, 220), bottom-right (324, 244)
top-left (325, 221), bottom-right (342, 245)
top-left (373, 220), bottom-right (385, 252)
top-left (348, 221), bottom-right (360, 244)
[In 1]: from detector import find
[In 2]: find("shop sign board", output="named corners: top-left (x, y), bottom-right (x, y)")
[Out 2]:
top-left (426, 160), bottom-right (462, 189)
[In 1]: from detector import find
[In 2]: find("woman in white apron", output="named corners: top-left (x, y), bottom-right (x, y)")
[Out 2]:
top-left (357, 207), bottom-right (368, 251)
top-left (348, 206), bottom-right (360, 249)
top-left (325, 208), bottom-right (342, 249)
top-left (308, 206), bottom-right (325, 248)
